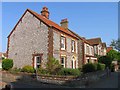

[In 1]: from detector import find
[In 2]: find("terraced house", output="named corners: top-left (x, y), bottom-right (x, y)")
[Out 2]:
top-left (7, 7), bottom-right (107, 69)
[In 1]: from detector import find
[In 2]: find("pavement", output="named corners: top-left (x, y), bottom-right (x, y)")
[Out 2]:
top-left (87, 71), bottom-right (119, 88)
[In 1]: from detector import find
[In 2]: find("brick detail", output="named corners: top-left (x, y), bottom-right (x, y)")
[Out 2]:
top-left (48, 27), bottom-right (53, 58)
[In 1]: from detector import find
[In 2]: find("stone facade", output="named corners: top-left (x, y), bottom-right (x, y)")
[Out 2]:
top-left (53, 30), bottom-right (80, 68)
top-left (8, 11), bottom-right (49, 68)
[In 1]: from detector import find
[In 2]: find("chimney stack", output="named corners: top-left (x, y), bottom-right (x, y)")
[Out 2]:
top-left (41, 6), bottom-right (49, 19)
top-left (60, 18), bottom-right (68, 29)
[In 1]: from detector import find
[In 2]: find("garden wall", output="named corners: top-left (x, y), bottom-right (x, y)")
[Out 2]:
top-left (2, 70), bottom-right (107, 87)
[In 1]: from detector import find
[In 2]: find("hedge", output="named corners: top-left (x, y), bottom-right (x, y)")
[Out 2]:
top-left (97, 63), bottom-right (105, 71)
top-left (82, 63), bottom-right (97, 73)
top-left (21, 65), bottom-right (35, 73)
top-left (58, 68), bottom-right (81, 76)
top-left (2, 59), bottom-right (13, 70)
top-left (37, 68), bottom-right (49, 75)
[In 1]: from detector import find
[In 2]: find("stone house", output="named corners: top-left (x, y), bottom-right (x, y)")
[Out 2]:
top-left (87, 38), bottom-right (105, 56)
top-left (7, 7), bottom-right (84, 69)
top-left (7, 7), bottom-right (107, 69)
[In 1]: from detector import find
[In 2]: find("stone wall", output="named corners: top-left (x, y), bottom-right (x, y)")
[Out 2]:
top-left (2, 70), bottom-right (107, 87)
top-left (8, 11), bottom-right (49, 68)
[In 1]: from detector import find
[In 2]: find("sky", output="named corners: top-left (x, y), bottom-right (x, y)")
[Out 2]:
top-left (1, 2), bottom-right (118, 52)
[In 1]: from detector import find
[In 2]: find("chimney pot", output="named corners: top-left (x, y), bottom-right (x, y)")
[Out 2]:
top-left (41, 6), bottom-right (49, 19)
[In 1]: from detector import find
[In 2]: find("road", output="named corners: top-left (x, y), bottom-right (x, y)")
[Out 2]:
top-left (87, 71), bottom-right (119, 88)
top-left (1, 71), bottom-right (119, 89)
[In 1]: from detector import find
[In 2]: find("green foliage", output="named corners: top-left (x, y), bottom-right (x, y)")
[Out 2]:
top-left (110, 64), bottom-right (115, 72)
top-left (110, 39), bottom-right (120, 51)
top-left (2, 59), bottom-right (13, 70)
top-left (58, 68), bottom-right (81, 76)
top-left (97, 63), bottom-right (105, 71)
top-left (2, 57), bottom-right (5, 60)
top-left (82, 63), bottom-right (97, 73)
top-left (21, 65), bottom-right (35, 73)
top-left (98, 56), bottom-right (112, 68)
top-left (107, 50), bottom-right (120, 61)
top-left (9, 67), bottom-right (21, 74)
top-left (37, 68), bottom-right (49, 75)
top-left (46, 57), bottom-right (62, 75)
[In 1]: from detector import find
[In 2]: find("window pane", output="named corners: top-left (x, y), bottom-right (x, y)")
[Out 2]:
top-left (36, 56), bottom-right (41, 63)
top-left (61, 36), bottom-right (65, 49)
top-left (72, 40), bottom-right (75, 52)
top-left (61, 57), bottom-right (64, 64)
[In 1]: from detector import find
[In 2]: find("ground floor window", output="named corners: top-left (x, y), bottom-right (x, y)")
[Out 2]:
top-left (72, 56), bottom-right (76, 69)
top-left (87, 59), bottom-right (90, 63)
top-left (61, 56), bottom-right (66, 68)
top-left (33, 53), bottom-right (43, 69)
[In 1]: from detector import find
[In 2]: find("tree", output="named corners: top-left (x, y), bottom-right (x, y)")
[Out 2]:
top-left (107, 50), bottom-right (120, 61)
top-left (46, 57), bottom-right (62, 75)
top-left (98, 56), bottom-right (112, 68)
top-left (110, 39), bottom-right (120, 51)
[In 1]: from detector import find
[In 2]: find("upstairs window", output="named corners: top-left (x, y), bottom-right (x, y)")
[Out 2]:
top-left (71, 40), bottom-right (75, 52)
top-left (86, 45), bottom-right (89, 54)
top-left (61, 36), bottom-right (66, 50)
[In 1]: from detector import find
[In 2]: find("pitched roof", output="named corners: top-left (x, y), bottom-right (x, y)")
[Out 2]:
top-left (8, 9), bottom-right (79, 39)
top-left (68, 29), bottom-right (92, 45)
top-left (107, 47), bottom-right (113, 53)
top-left (87, 38), bottom-right (102, 45)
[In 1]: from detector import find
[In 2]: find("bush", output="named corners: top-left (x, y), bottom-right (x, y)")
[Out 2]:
top-left (2, 59), bottom-right (13, 70)
top-left (46, 57), bottom-right (62, 75)
top-left (21, 65), bottom-right (35, 73)
top-left (58, 68), bottom-right (81, 76)
top-left (98, 56), bottom-right (112, 68)
top-left (37, 68), bottom-right (49, 75)
top-left (9, 67), bottom-right (21, 74)
top-left (110, 64), bottom-right (115, 72)
top-left (97, 63), bottom-right (105, 71)
top-left (82, 63), bottom-right (97, 73)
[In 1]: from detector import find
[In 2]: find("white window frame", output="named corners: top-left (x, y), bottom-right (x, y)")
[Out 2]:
top-left (61, 36), bottom-right (66, 50)
top-left (72, 40), bottom-right (75, 52)
top-left (34, 56), bottom-right (41, 69)
top-left (72, 56), bottom-right (76, 69)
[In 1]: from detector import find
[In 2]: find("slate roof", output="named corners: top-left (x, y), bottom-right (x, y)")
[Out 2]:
top-left (87, 38), bottom-right (102, 45)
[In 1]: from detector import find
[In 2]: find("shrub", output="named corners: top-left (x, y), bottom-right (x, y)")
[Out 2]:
top-left (37, 68), bottom-right (49, 75)
top-left (98, 56), bottom-right (112, 68)
top-left (2, 59), bottom-right (13, 70)
top-left (46, 57), bottom-right (62, 75)
top-left (9, 67), bottom-right (21, 74)
top-left (97, 63), bottom-right (105, 71)
top-left (21, 65), bottom-right (35, 73)
top-left (110, 64), bottom-right (115, 72)
top-left (82, 63), bottom-right (97, 73)
top-left (58, 68), bottom-right (81, 76)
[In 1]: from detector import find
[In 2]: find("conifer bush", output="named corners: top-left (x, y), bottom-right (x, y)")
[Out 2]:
top-left (2, 59), bottom-right (13, 70)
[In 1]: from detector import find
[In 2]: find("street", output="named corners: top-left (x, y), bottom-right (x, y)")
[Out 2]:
top-left (1, 71), bottom-right (119, 89)
top-left (88, 71), bottom-right (119, 88)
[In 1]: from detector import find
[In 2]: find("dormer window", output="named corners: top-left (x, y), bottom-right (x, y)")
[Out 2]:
top-left (61, 36), bottom-right (66, 50)
top-left (72, 40), bottom-right (75, 52)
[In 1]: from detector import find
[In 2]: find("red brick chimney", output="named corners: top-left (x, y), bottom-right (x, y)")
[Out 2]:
top-left (60, 18), bottom-right (68, 29)
top-left (41, 7), bottom-right (49, 19)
